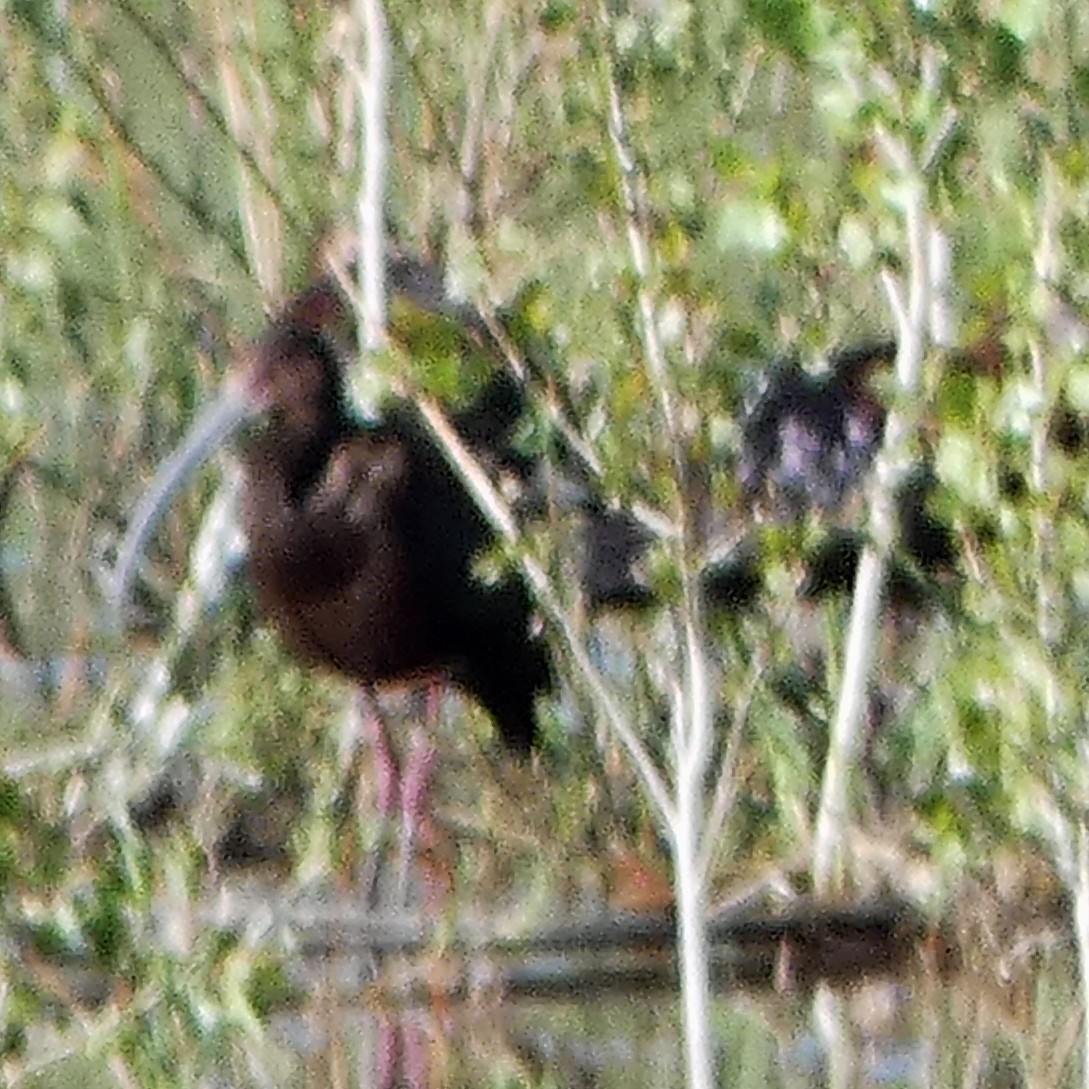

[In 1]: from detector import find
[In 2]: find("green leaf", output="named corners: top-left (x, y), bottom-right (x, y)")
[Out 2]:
top-left (935, 430), bottom-right (998, 508)
top-left (540, 2), bottom-right (577, 33)
top-left (986, 23), bottom-right (1025, 88)
top-left (714, 200), bottom-right (787, 254)
top-left (744, 0), bottom-right (815, 64)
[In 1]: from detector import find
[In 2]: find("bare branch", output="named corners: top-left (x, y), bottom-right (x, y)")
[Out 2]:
top-left (812, 127), bottom-right (933, 897)
top-left (471, 298), bottom-right (677, 544)
top-left (354, 0), bottom-right (390, 352)
top-left (1029, 161), bottom-right (1064, 739)
top-left (210, 4), bottom-right (282, 303)
top-left (596, 9), bottom-right (715, 1087)
top-left (596, 2), bottom-right (711, 765)
top-left (698, 651), bottom-right (765, 881)
top-left (598, 10), bottom-right (683, 467)
top-left (109, 0), bottom-right (303, 240)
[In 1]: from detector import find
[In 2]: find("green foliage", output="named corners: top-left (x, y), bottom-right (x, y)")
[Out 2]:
top-left (5, 0), bottom-right (1089, 1082)
top-left (744, 0), bottom-right (815, 64)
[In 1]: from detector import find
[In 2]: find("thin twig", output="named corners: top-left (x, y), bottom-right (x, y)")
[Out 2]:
top-left (109, 0), bottom-right (303, 240)
top-left (1030, 158), bottom-right (1061, 658)
top-left (58, 42), bottom-right (249, 271)
top-left (596, 9), bottom-right (714, 1089)
top-left (354, 0), bottom-right (390, 352)
top-left (389, 10), bottom-right (673, 550)
top-left (210, 3), bottom-right (283, 303)
top-left (598, 15), bottom-right (682, 466)
top-left (1078, 821), bottom-right (1089, 1089)
top-left (596, 5), bottom-right (712, 765)
top-left (471, 299), bottom-right (676, 543)
top-left (812, 124), bottom-right (933, 897)
top-left (698, 652), bottom-right (765, 881)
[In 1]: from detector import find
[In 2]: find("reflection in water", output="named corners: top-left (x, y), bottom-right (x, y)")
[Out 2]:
top-left (8, 862), bottom-right (1075, 1088)
top-left (265, 941), bottom-right (1080, 1088)
top-left (374, 1009), bottom-right (435, 1089)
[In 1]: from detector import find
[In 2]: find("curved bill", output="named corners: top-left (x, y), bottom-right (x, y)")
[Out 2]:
top-left (112, 382), bottom-right (257, 621)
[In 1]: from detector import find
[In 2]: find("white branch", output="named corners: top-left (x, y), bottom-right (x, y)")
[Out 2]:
top-left (812, 127), bottom-right (934, 896)
top-left (698, 652), bottom-right (764, 880)
top-left (597, 1), bottom-right (711, 770)
top-left (597, 10), bottom-right (714, 1089)
top-left (354, 0), bottom-right (389, 352)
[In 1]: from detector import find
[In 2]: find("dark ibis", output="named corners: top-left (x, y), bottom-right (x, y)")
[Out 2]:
top-left (579, 339), bottom-right (960, 615)
top-left (115, 259), bottom-right (552, 754)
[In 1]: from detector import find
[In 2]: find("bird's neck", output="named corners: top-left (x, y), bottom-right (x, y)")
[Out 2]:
top-left (244, 409), bottom-right (351, 507)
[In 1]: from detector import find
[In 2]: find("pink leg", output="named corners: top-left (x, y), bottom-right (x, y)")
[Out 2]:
top-left (395, 689), bottom-right (439, 906)
top-left (371, 1009), bottom-right (431, 1089)
top-left (359, 689), bottom-right (400, 820)
top-left (355, 683), bottom-right (444, 907)
top-left (354, 688), bottom-right (401, 909)
top-left (401, 1009), bottom-right (432, 1089)
top-left (373, 1011), bottom-right (399, 1089)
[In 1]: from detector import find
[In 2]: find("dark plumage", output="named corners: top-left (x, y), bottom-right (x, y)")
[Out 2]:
top-left (580, 340), bottom-right (958, 614)
top-left (739, 341), bottom-right (893, 517)
top-left (116, 274), bottom-right (551, 752)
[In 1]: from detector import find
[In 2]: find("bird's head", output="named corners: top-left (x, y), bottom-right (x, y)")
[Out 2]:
top-left (112, 281), bottom-right (354, 620)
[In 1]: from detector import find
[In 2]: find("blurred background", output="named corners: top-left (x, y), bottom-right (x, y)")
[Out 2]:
top-left (3, 0), bottom-right (1089, 1085)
